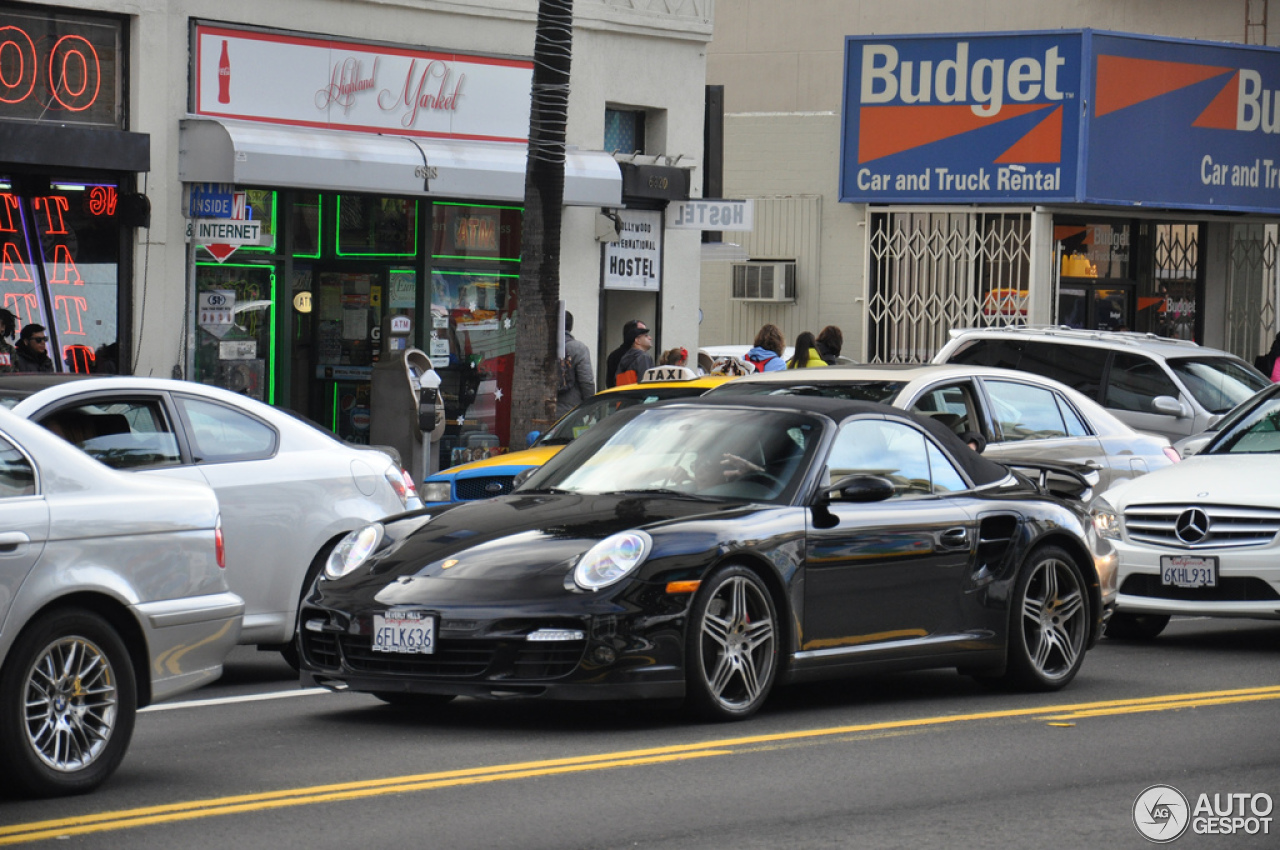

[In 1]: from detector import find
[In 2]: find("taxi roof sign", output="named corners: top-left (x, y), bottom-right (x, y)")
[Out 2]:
top-left (640, 365), bottom-right (700, 383)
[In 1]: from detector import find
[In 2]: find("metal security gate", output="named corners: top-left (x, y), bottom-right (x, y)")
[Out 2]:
top-left (1227, 222), bottom-right (1280, 363)
top-left (866, 209), bottom-right (1032, 363)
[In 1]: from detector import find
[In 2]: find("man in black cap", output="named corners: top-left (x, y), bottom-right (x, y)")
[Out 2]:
top-left (614, 323), bottom-right (654, 386)
top-left (604, 318), bottom-right (648, 388)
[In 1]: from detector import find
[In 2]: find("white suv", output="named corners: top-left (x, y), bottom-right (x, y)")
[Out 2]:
top-left (934, 327), bottom-right (1270, 440)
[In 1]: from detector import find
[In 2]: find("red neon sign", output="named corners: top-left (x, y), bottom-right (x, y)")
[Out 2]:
top-left (0, 11), bottom-right (121, 127)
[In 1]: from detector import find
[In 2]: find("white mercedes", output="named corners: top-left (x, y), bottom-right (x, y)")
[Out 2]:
top-left (1091, 386), bottom-right (1280, 638)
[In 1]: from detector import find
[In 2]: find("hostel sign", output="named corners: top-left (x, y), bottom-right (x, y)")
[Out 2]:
top-left (841, 30), bottom-right (1280, 214)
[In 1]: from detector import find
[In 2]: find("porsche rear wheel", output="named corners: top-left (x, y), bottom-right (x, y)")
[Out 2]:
top-left (685, 565), bottom-right (778, 721)
top-left (0, 610), bottom-right (137, 797)
top-left (1002, 545), bottom-right (1090, 691)
top-left (1105, 612), bottom-right (1170, 640)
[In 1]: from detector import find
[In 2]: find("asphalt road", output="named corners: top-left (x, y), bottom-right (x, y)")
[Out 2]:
top-left (2, 617), bottom-right (1278, 849)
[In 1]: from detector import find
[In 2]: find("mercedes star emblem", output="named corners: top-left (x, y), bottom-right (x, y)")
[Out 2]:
top-left (1174, 508), bottom-right (1210, 545)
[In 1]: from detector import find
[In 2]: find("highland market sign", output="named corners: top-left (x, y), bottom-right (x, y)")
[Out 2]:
top-left (193, 23), bottom-right (533, 142)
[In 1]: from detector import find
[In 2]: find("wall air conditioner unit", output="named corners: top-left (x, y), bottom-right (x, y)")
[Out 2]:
top-left (730, 260), bottom-right (797, 302)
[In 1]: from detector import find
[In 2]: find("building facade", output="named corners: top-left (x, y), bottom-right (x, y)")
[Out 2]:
top-left (704, 0), bottom-right (1280, 366)
top-left (1, 0), bottom-right (711, 459)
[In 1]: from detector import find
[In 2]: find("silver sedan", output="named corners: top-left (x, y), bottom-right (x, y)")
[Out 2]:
top-left (0, 375), bottom-right (420, 667)
top-left (0, 408), bottom-right (242, 797)
top-left (705, 363), bottom-right (1179, 493)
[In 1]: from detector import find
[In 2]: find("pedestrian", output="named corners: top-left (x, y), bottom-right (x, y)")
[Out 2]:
top-left (556, 311), bottom-right (596, 416)
top-left (659, 346), bottom-right (688, 367)
top-left (605, 318), bottom-right (648, 388)
top-left (744, 324), bottom-right (786, 372)
top-left (815, 325), bottom-right (843, 365)
top-left (786, 331), bottom-right (827, 368)
top-left (614, 323), bottom-right (655, 385)
top-left (1255, 331), bottom-right (1280, 382)
top-left (0, 309), bottom-right (17, 373)
top-left (13, 324), bottom-right (54, 373)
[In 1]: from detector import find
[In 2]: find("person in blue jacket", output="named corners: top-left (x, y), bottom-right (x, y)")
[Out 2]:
top-left (744, 323), bottom-right (786, 372)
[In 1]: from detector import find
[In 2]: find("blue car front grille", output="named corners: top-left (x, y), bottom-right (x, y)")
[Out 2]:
top-left (454, 475), bottom-right (516, 501)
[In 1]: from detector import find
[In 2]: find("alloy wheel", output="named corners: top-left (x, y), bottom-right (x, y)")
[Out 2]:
top-left (1020, 556), bottom-right (1087, 682)
top-left (698, 573), bottom-right (777, 712)
top-left (23, 636), bottom-right (119, 773)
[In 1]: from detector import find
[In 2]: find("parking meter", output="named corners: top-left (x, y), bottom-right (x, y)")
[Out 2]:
top-left (371, 347), bottom-right (445, 487)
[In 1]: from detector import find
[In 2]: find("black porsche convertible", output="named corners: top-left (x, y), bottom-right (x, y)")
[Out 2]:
top-left (299, 396), bottom-right (1116, 720)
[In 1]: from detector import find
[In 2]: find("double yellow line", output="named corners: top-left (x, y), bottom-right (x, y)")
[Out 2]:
top-left (4, 684), bottom-right (1279, 845)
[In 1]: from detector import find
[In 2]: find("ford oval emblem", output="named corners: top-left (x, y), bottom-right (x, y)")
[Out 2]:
top-left (485, 482), bottom-right (504, 495)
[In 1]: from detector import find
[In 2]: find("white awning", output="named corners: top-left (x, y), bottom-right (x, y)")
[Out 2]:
top-left (178, 117), bottom-right (621, 207)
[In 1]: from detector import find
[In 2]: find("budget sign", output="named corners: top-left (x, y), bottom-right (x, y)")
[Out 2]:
top-left (840, 31), bottom-right (1083, 204)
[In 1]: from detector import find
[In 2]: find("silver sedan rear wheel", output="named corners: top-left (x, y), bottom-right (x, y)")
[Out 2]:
top-left (685, 565), bottom-right (778, 721)
top-left (0, 610), bottom-right (136, 797)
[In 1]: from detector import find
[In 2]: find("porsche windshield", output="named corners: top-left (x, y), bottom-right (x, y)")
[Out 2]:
top-left (537, 386), bottom-right (709, 445)
top-left (528, 406), bottom-right (822, 503)
top-left (1210, 395), bottom-right (1280, 454)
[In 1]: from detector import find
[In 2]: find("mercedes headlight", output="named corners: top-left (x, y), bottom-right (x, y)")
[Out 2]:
top-left (1091, 498), bottom-right (1122, 540)
top-left (324, 523), bottom-right (385, 580)
top-left (573, 530), bottom-right (653, 591)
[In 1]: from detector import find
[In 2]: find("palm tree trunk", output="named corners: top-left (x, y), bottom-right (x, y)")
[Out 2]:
top-left (511, 0), bottom-right (574, 446)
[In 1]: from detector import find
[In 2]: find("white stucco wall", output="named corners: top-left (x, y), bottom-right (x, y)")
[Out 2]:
top-left (13, 0), bottom-right (711, 383)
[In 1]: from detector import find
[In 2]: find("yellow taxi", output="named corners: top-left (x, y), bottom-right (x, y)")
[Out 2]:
top-left (420, 366), bottom-right (732, 504)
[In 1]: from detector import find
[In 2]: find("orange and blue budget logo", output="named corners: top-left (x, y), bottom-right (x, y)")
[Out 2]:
top-left (840, 30), bottom-right (1280, 214)
top-left (841, 32), bottom-right (1082, 204)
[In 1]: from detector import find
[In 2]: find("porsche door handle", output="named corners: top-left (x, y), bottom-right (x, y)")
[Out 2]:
top-left (939, 527), bottom-right (970, 549)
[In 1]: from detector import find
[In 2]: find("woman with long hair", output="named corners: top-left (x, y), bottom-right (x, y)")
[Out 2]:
top-left (787, 331), bottom-right (827, 368)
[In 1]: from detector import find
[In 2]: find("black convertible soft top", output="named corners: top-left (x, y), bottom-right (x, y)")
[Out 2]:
top-left (650, 393), bottom-right (1012, 488)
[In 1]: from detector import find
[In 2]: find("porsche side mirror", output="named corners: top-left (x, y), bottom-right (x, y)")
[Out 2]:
top-left (823, 474), bottom-right (896, 504)
top-left (511, 467), bottom-right (537, 490)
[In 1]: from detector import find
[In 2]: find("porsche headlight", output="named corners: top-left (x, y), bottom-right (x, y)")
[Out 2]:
top-left (324, 523), bottom-right (385, 580)
top-left (1091, 498), bottom-right (1122, 540)
top-left (421, 481), bottom-right (453, 503)
top-left (574, 530), bottom-right (653, 591)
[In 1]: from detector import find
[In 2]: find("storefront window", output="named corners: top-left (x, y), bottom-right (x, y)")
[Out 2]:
top-left (1149, 223), bottom-right (1199, 340)
top-left (1057, 222), bottom-right (1131, 280)
top-left (429, 203), bottom-right (522, 452)
top-left (291, 193), bottom-right (322, 259)
top-left (0, 177), bottom-right (121, 372)
top-left (194, 261), bottom-right (276, 401)
top-left (336, 196), bottom-right (417, 257)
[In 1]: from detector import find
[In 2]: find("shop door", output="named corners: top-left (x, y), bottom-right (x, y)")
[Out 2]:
top-left (308, 267), bottom-right (387, 444)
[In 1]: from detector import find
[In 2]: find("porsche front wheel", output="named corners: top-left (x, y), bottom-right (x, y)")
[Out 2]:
top-left (1002, 545), bottom-right (1090, 691)
top-left (685, 565), bottom-right (778, 721)
top-left (0, 610), bottom-right (137, 797)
